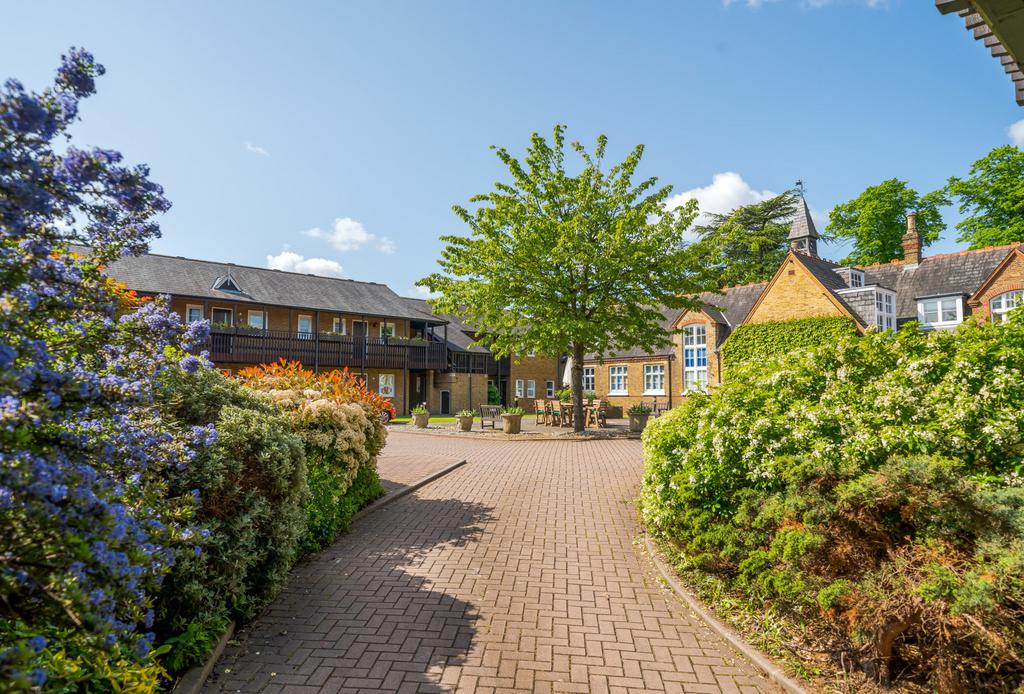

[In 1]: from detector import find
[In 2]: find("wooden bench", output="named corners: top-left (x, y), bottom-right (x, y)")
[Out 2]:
top-left (479, 404), bottom-right (502, 430)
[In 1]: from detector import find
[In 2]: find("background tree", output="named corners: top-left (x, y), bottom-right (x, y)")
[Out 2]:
top-left (418, 125), bottom-right (711, 432)
top-left (825, 179), bottom-right (947, 265)
top-left (946, 145), bottom-right (1024, 249)
top-left (690, 190), bottom-right (798, 285)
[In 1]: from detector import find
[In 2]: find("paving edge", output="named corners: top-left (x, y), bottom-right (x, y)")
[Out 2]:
top-left (643, 536), bottom-right (808, 694)
top-left (171, 620), bottom-right (235, 694)
top-left (172, 460), bottom-right (467, 693)
top-left (354, 458), bottom-right (469, 521)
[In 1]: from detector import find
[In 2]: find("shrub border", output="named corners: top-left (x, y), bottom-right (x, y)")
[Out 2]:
top-left (643, 536), bottom-right (807, 694)
top-left (172, 458), bottom-right (469, 694)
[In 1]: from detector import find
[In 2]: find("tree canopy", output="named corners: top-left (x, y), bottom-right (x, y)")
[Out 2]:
top-left (690, 190), bottom-right (798, 285)
top-left (418, 125), bottom-right (712, 430)
top-left (946, 145), bottom-right (1024, 249)
top-left (825, 179), bottom-right (947, 265)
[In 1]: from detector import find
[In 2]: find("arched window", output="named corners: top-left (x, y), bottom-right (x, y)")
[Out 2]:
top-left (682, 324), bottom-right (707, 392)
top-left (991, 290), bottom-right (1023, 323)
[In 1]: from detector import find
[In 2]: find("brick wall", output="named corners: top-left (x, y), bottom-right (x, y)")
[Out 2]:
top-left (745, 256), bottom-right (846, 324)
top-left (969, 251), bottom-right (1024, 323)
top-left (429, 372), bottom-right (490, 415)
top-left (508, 354), bottom-right (562, 412)
top-left (587, 357), bottom-right (674, 410)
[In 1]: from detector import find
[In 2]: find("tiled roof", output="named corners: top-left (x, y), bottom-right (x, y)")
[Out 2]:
top-left (790, 252), bottom-right (867, 327)
top-left (400, 298), bottom-right (491, 353)
top-left (586, 306), bottom-right (681, 361)
top-left (95, 249), bottom-right (443, 323)
top-left (858, 244), bottom-right (1019, 321)
top-left (787, 196), bottom-right (820, 241)
top-left (698, 282), bottom-right (767, 328)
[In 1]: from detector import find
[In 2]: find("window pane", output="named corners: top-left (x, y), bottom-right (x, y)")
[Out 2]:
top-left (923, 301), bottom-right (938, 323)
top-left (940, 300), bottom-right (958, 322)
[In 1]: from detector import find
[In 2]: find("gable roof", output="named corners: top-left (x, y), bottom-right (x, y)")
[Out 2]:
top-left (400, 297), bottom-right (491, 353)
top-left (95, 249), bottom-right (442, 323)
top-left (859, 244), bottom-right (1020, 321)
top-left (679, 282), bottom-right (767, 329)
top-left (586, 306), bottom-right (681, 361)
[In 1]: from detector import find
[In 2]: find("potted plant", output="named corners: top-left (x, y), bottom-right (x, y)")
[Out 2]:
top-left (627, 403), bottom-right (651, 433)
top-left (583, 390), bottom-right (597, 405)
top-left (501, 406), bottom-right (526, 434)
top-left (411, 403), bottom-right (430, 428)
top-left (455, 409), bottom-right (475, 432)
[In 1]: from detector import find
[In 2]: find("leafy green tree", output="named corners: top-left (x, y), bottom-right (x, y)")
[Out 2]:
top-left (946, 145), bottom-right (1024, 249)
top-left (691, 190), bottom-right (798, 285)
top-left (825, 179), bottom-right (947, 265)
top-left (418, 125), bottom-right (710, 431)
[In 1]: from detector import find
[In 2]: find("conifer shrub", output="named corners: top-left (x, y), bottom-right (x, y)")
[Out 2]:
top-left (642, 313), bottom-right (1024, 691)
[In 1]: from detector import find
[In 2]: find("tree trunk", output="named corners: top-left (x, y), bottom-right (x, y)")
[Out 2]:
top-left (571, 343), bottom-right (585, 433)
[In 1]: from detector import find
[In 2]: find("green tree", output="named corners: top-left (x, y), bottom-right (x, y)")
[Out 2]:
top-left (946, 145), bottom-right (1024, 249)
top-left (825, 179), bottom-right (947, 265)
top-left (691, 190), bottom-right (798, 285)
top-left (418, 125), bottom-right (710, 431)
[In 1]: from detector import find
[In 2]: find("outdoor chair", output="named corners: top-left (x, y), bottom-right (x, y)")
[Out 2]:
top-left (534, 400), bottom-right (547, 425)
top-left (549, 400), bottom-right (562, 426)
top-left (596, 399), bottom-right (609, 428)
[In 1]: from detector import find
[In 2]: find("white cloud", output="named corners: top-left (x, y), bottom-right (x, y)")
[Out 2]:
top-left (304, 217), bottom-right (376, 252)
top-left (376, 237), bottom-right (396, 254)
top-left (666, 172), bottom-right (777, 225)
top-left (1009, 119), bottom-right (1024, 147)
top-left (243, 141), bottom-right (269, 157)
top-left (408, 285), bottom-right (437, 299)
top-left (266, 250), bottom-right (344, 277)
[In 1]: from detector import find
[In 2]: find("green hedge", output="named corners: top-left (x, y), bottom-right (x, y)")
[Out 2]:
top-left (642, 314), bottom-right (1024, 691)
top-left (721, 316), bottom-right (858, 371)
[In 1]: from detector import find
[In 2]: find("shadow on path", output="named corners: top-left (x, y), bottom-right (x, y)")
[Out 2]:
top-left (204, 495), bottom-right (494, 693)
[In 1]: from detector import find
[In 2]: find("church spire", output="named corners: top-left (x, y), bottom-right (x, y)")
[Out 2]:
top-left (788, 182), bottom-right (819, 256)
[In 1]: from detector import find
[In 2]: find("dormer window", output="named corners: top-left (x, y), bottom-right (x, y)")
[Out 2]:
top-left (849, 270), bottom-right (864, 288)
top-left (213, 274), bottom-right (242, 294)
top-left (917, 296), bottom-right (963, 330)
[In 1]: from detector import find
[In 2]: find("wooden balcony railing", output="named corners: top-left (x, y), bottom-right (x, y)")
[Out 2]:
top-left (206, 328), bottom-right (448, 371)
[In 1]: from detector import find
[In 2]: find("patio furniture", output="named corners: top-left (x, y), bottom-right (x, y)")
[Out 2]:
top-left (584, 405), bottom-right (601, 428)
top-left (534, 400), bottom-right (547, 425)
top-left (595, 400), bottom-right (608, 428)
top-left (479, 404), bottom-right (501, 430)
top-left (548, 400), bottom-right (562, 426)
top-left (560, 402), bottom-right (573, 427)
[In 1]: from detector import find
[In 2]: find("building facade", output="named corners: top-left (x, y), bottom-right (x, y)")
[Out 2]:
top-left (583, 197), bottom-right (1024, 402)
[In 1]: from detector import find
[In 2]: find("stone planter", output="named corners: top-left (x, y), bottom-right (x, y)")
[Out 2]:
top-left (412, 412), bottom-right (430, 428)
top-left (501, 413), bottom-right (523, 434)
top-left (628, 413), bottom-right (649, 433)
top-left (456, 415), bottom-right (474, 432)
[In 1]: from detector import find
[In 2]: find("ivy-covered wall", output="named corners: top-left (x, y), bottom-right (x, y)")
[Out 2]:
top-left (721, 316), bottom-right (858, 371)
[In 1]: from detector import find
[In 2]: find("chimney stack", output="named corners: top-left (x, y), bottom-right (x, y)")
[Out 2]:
top-left (902, 213), bottom-right (922, 265)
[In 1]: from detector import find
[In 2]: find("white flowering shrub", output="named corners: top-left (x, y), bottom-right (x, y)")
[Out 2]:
top-left (641, 312), bottom-right (1024, 691)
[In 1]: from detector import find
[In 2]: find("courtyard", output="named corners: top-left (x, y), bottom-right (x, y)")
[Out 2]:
top-left (203, 432), bottom-right (774, 694)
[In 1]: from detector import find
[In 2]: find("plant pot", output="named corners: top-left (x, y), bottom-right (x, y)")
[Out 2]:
top-left (628, 413), bottom-right (649, 433)
top-left (456, 415), bottom-right (474, 432)
top-left (501, 413), bottom-right (523, 434)
top-left (412, 413), bottom-right (430, 428)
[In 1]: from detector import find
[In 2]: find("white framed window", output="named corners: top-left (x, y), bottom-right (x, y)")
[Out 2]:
top-left (850, 270), bottom-right (864, 288)
top-left (546, 380), bottom-right (555, 398)
top-left (643, 364), bottom-right (665, 395)
top-left (186, 305), bottom-right (204, 323)
top-left (379, 321), bottom-right (396, 338)
top-left (297, 314), bottom-right (313, 338)
top-left (608, 366), bottom-right (628, 395)
top-left (211, 307), bottom-right (232, 327)
top-left (991, 290), bottom-right (1023, 323)
top-left (526, 380), bottom-right (536, 398)
top-left (582, 367), bottom-right (595, 392)
top-left (378, 373), bottom-right (395, 398)
top-left (917, 296), bottom-right (962, 329)
top-left (682, 324), bottom-right (708, 392)
top-left (332, 317), bottom-right (346, 335)
top-left (515, 379), bottom-right (525, 398)
top-left (247, 310), bottom-right (266, 330)
top-left (875, 290), bottom-right (896, 331)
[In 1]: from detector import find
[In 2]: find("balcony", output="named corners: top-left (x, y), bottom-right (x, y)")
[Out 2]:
top-left (448, 351), bottom-right (509, 375)
top-left (207, 328), bottom-right (448, 371)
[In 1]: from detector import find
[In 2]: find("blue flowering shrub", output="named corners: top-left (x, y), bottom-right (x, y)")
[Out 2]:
top-left (0, 49), bottom-right (212, 689)
top-left (151, 365), bottom-right (306, 671)
top-left (641, 315), bottom-right (1024, 692)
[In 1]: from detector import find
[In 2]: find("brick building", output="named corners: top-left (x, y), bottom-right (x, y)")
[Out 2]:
top-left (583, 196), bottom-right (1024, 400)
top-left (99, 249), bottom-right (562, 416)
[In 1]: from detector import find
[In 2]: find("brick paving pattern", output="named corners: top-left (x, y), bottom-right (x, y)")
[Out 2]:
top-left (376, 449), bottom-right (462, 494)
top-left (205, 433), bottom-right (776, 693)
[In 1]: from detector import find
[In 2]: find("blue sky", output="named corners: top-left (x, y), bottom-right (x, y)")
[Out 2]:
top-left (3, 1), bottom-right (1021, 294)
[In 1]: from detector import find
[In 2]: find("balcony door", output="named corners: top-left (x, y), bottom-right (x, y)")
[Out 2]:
top-left (352, 320), bottom-right (367, 362)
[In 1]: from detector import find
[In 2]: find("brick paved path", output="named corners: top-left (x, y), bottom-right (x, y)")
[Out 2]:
top-left (205, 434), bottom-right (775, 694)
